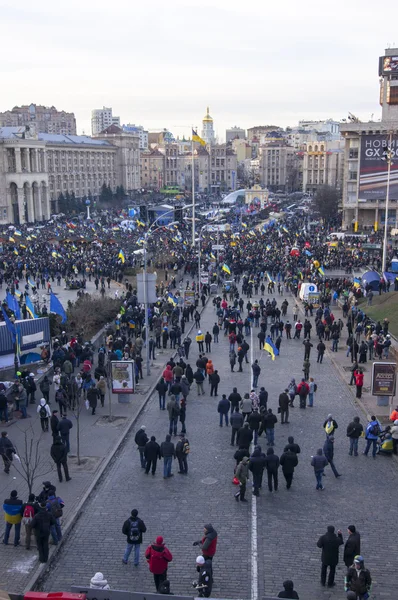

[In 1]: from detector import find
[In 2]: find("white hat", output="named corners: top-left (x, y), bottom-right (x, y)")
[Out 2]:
top-left (30, 373), bottom-right (34, 377)
top-left (196, 556), bottom-right (205, 565)
top-left (140, 425), bottom-right (146, 430)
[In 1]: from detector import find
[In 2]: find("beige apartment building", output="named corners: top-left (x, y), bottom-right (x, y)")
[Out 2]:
top-left (300, 140), bottom-right (344, 194)
top-left (0, 104), bottom-right (76, 135)
top-left (0, 124), bottom-right (140, 224)
top-left (259, 143), bottom-right (295, 190)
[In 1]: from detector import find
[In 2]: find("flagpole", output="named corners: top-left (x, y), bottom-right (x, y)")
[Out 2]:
top-left (192, 135), bottom-right (195, 248)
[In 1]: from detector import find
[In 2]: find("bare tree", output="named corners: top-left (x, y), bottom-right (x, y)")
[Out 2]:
top-left (12, 426), bottom-right (53, 495)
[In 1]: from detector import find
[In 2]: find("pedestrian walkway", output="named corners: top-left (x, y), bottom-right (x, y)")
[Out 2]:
top-left (40, 291), bottom-right (397, 600)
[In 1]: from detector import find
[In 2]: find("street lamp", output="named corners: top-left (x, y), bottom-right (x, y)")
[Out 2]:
top-left (142, 203), bottom-right (193, 375)
top-left (197, 224), bottom-right (209, 293)
top-left (382, 132), bottom-right (394, 274)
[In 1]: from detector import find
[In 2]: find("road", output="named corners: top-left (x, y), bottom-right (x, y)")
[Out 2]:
top-left (41, 292), bottom-right (397, 599)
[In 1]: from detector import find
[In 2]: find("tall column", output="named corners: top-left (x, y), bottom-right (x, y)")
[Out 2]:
top-left (17, 187), bottom-right (25, 225)
top-left (34, 149), bottom-right (39, 172)
top-left (15, 147), bottom-right (22, 173)
top-left (26, 185), bottom-right (34, 223)
top-left (25, 149), bottom-right (31, 173)
top-left (35, 186), bottom-right (42, 221)
top-left (42, 184), bottom-right (50, 220)
top-left (43, 149), bottom-right (48, 172)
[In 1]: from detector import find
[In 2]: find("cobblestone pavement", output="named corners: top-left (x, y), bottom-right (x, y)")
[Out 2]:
top-left (40, 291), bottom-right (397, 600)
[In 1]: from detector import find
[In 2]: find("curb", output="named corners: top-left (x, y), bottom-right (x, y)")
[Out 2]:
top-left (24, 290), bottom-right (208, 593)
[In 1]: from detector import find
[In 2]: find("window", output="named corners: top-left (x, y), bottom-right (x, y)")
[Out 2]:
top-left (349, 149), bottom-right (358, 159)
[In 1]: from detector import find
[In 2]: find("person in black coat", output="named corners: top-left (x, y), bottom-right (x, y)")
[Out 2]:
top-left (122, 508), bottom-right (147, 565)
top-left (50, 436), bottom-right (71, 483)
top-left (236, 423), bottom-right (253, 450)
top-left (343, 525), bottom-right (361, 568)
top-left (279, 449), bottom-right (298, 489)
top-left (249, 445), bottom-right (266, 496)
top-left (264, 447), bottom-right (280, 492)
top-left (30, 503), bottom-right (56, 563)
top-left (144, 436), bottom-right (161, 475)
top-left (284, 436), bottom-right (301, 455)
top-left (50, 411), bottom-right (59, 440)
top-left (228, 388), bottom-right (242, 414)
top-left (57, 415), bottom-right (73, 453)
top-left (135, 426), bottom-right (148, 468)
top-left (316, 525), bottom-right (343, 587)
top-left (209, 371), bottom-right (220, 397)
top-left (277, 579), bottom-right (299, 599)
top-left (233, 447), bottom-right (250, 467)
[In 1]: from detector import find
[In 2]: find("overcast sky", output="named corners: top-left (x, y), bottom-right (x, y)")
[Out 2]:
top-left (1, 0), bottom-right (397, 140)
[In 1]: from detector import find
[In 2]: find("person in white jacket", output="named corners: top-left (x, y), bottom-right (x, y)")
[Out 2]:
top-left (37, 398), bottom-right (51, 432)
top-left (90, 572), bottom-right (110, 590)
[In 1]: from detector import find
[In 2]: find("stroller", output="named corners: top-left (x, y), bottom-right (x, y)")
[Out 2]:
top-left (377, 428), bottom-right (393, 456)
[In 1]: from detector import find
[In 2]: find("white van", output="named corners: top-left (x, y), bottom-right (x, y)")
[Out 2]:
top-left (299, 282), bottom-right (318, 302)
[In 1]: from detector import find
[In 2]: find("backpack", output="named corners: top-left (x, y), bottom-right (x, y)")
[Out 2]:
top-left (49, 498), bottom-right (63, 518)
top-left (39, 405), bottom-right (48, 419)
top-left (183, 441), bottom-right (190, 454)
top-left (23, 504), bottom-right (35, 525)
top-left (370, 423), bottom-right (381, 437)
top-left (129, 519), bottom-right (140, 542)
top-left (313, 383), bottom-right (318, 392)
top-left (55, 389), bottom-right (66, 405)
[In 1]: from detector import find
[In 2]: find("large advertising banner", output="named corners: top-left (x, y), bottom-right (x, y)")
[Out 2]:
top-left (359, 135), bottom-right (398, 200)
top-left (371, 362), bottom-right (396, 397)
top-left (379, 55), bottom-right (398, 75)
top-left (111, 361), bottom-right (135, 394)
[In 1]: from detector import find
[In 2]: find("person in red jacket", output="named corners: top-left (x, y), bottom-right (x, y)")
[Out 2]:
top-left (145, 535), bottom-right (173, 591)
top-left (354, 369), bottom-right (364, 399)
top-left (162, 365), bottom-right (173, 391)
top-left (193, 524), bottom-right (218, 560)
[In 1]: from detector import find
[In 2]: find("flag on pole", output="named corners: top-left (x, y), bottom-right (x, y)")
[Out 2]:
top-left (167, 292), bottom-right (178, 307)
top-left (118, 249), bottom-right (125, 264)
top-left (222, 264), bottom-right (231, 275)
top-left (50, 293), bottom-right (67, 323)
top-left (6, 293), bottom-right (21, 319)
top-left (14, 230), bottom-right (22, 237)
top-left (318, 266), bottom-right (325, 277)
top-left (263, 336), bottom-right (279, 360)
top-left (192, 129), bottom-right (206, 147)
top-left (304, 249), bottom-right (312, 257)
top-left (1, 306), bottom-right (16, 344)
top-left (25, 295), bottom-right (38, 319)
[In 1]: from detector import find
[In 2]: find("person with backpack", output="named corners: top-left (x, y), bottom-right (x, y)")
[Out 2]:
top-left (176, 434), bottom-right (190, 474)
top-left (57, 414), bottom-right (73, 453)
top-left (30, 502), bottom-right (56, 563)
top-left (22, 493), bottom-right (39, 550)
top-left (46, 488), bottom-right (64, 545)
top-left (122, 508), bottom-right (147, 566)
top-left (37, 398), bottom-right (51, 432)
top-left (145, 535), bottom-right (173, 591)
top-left (297, 378), bottom-right (309, 409)
top-left (39, 375), bottom-right (51, 404)
top-left (51, 435), bottom-right (71, 483)
top-left (55, 386), bottom-right (68, 417)
top-left (363, 416), bottom-right (381, 458)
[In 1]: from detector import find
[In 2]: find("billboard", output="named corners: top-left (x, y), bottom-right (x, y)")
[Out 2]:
top-left (359, 135), bottom-right (398, 200)
top-left (371, 362), bottom-right (396, 397)
top-left (379, 55), bottom-right (398, 75)
top-left (111, 361), bottom-right (135, 394)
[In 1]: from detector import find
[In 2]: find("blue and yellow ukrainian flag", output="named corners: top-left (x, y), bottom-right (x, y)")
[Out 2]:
top-left (353, 277), bottom-right (361, 288)
top-left (25, 296), bottom-right (38, 319)
top-left (14, 230), bottom-right (22, 237)
top-left (263, 336), bottom-right (279, 361)
top-left (222, 264), bottom-right (231, 275)
top-left (318, 266), bottom-right (325, 277)
top-left (192, 129), bottom-right (206, 147)
top-left (118, 249), bottom-right (125, 264)
top-left (167, 292), bottom-right (178, 307)
top-left (282, 226), bottom-right (289, 234)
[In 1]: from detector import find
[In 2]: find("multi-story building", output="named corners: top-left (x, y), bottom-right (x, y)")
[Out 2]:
top-left (300, 140), bottom-right (344, 194)
top-left (340, 48), bottom-right (398, 231)
top-left (232, 138), bottom-right (252, 162)
top-left (259, 142), bottom-right (295, 191)
top-left (210, 144), bottom-right (237, 192)
top-left (247, 125), bottom-right (283, 142)
top-left (0, 104), bottom-right (76, 135)
top-left (122, 124), bottom-right (148, 150)
top-left (226, 126), bottom-right (245, 143)
top-left (140, 148), bottom-right (164, 190)
top-left (201, 107), bottom-right (215, 145)
top-left (91, 107), bottom-right (120, 136)
top-left (0, 124), bottom-right (140, 224)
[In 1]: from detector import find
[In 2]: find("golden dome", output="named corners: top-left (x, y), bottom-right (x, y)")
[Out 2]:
top-left (203, 106), bottom-right (213, 122)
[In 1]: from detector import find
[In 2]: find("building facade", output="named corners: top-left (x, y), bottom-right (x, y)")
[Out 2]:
top-left (259, 143), bottom-right (295, 191)
top-left (201, 107), bottom-right (215, 145)
top-left (300, 140), bottom-right (344, 194)
top-left (122, 124), bottom-right (148, 150)
top-left (247, 125), bottom-right (283, 142)
top-left (340, 48), bottom-right (398, 231)
top-left (210, 144), bottom-right (237, 192)
top-left (91, 107), bottom-right (120, 136)
top-left (226, 126), bottom-right (245, 143)
top-left (0, 104), bottom-right (76, 135)
top-left (0, 125), bottom-right (141, 224)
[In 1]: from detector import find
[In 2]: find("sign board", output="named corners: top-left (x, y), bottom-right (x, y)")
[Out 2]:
top-left (211, 244), bottom-right (225, 251)
top-left (111, 361), bottom-right (135, 394)
top-left (184, 290), bottom-right (196, 306)
top-left (136, 273), bottom-right (158, 303)
top-left (359, 135), bottom-right (398, 201)
top-left (371, 362), bottom-right (397, 396)
top-left (200, 272), bottom-right (209, 284)
top-left (379, 55), bottom-right (398, 75)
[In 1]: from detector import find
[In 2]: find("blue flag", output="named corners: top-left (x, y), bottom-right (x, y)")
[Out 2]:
top-left (50, 293), bottom-right (67, 323)
top-left (25, 295), bottom-right (38, 319)
top-left (1, 306), bottom-right (16, 344)
top-left (6, 293), bottom-right (21, 320)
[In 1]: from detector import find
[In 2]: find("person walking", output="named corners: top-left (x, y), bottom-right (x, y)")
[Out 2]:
top-left (209, 370), bottom-right (220, 396)
top-left (145, 535), bottom-right (173, 591)
top-left (234, 456), bottom-right (249, 502)
top-left (2, 489), bottom-right (23, 546)
top-left (237, 422), bottom-right (253, 450)
top-left (240, 393), bottom-right (252, 422)
top-left (122, 508), bottom-right (147, 566)
top-left (57, 414), bottom-right (73, 453)
top-left (248, 407), bottom-right (262, 445)
top-left (316, 525), bottom-right (343, 588)
top-left (87, 385), bottom-right (100, 415)
top-left (323, 436), bottom-right (341, 478)
top-left (284, 436), bottom-right (301, 455)
top-left (317, 340), bottom-right (326, 363)
top-left (0, 431), bottom-right (16, 474)
top-left (279, 389), bottom-right (290, 424)
top-left (279, 448), bottom-right (298, 489)
top-left (308, 378), bottom-right (316, 407)
top-left (160, 435), bottom-right (176, 479)
top-left (354, 369), bottom-right (364, 399)
top-left (37, 398), bottom-right (51, 432)
top-left (344, 555), bottom-right (372, 599)
top-left (156, 378), bottom-right (168, 410)
top-left (363, 416), bottom-right (381, 458)
top-left (166, 395), bottom-right (180, 437)
top-left (311, 448), bottom-right (328, 490)
top-left (50, 410), bottom-right (59, 440)
top-left (217, 395), bottom-right (230, 427)
top-left (249, 445), bottom-right (266, 496)
top-left (176, 434), bottom-right (190, 474)
top-left (343, 525), bottom-right (361, 568)
top-left (135, 425), bottom-right (148, 469)
top-left (346, 417), bottom-right (364, 457)
top-left (263, 408), bottom-right (277, 446)
top-left (144, 436), bottom-right (161, 475)
top-left (323, 414), bottom-right (338, 436)
top-left (46, 488), bottom-right (64, 545)
top-left (264, 447), bottom-right (279, 493)
top-left (22, 493), bottom-right (38, 550)
top-left (50, 435), bottom-right (71, 482)
top-left (230, 408), bottom-right (244, 446)
top-left (30, 502), bottom-right (55, 563)
top-left (252, 360), bottom-right (261, 388)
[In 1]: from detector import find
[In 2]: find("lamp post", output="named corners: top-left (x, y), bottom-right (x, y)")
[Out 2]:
top-left (197, 224), bottom-right (208, 293)
top-left (382, 132), bottom-right (394, 274)
top-left (142, 203), bottom-right (193, 376)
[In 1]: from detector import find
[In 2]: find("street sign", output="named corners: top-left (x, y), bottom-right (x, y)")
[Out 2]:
top-left (371, 362), bottom-right (397, 396)
top-left (211, 244), bottom-right (225, 251)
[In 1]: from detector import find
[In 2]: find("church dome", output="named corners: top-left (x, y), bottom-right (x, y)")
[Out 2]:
top-left (203, 106), bottom-right (213, 122)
